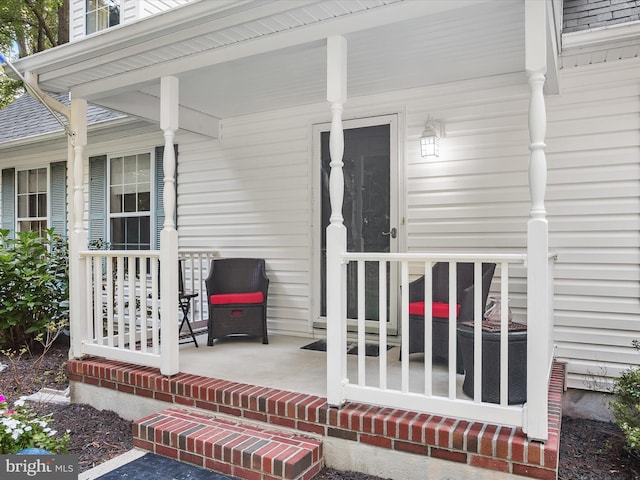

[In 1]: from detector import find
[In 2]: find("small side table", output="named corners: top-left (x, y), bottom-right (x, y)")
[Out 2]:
top-left (457, 321), bottom-right (527, 404)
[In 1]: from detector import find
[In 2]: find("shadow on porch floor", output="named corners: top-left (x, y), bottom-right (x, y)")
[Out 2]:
top-left (178, 333), bottom-right (468, 400)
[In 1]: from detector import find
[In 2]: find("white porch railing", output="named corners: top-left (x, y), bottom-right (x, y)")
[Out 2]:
top-left (327, 252), bottom-right (555, 440)
top-left (77, 249), bottom-right (215, 369)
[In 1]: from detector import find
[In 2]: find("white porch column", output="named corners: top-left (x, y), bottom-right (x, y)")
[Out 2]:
top-left (525, 0), bottom-right (550, 442)
top-left (326, 35), bottom-right (348, 407)
top-left (68, 98), bottom-right (88, 360)
top-left (159, 76), bottom-right (180, 376)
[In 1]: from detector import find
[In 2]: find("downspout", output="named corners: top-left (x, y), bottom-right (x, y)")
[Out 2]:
top-left (0, 52), bottom-right (74, 143)
top-left (1, 53), bottom-right (88, 363)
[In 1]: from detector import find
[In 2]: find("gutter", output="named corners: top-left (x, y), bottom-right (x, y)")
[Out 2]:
top-left (0, 52), bottom-right (74, 141)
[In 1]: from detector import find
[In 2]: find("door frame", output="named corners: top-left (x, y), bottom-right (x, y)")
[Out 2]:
top-left (311, 113), bottom-right (404, 335)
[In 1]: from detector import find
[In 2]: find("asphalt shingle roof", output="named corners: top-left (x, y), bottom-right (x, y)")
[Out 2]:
top-left (564, 0), bottom-right (640, 33)
top-left (0, 92), bottom-right (125, 145)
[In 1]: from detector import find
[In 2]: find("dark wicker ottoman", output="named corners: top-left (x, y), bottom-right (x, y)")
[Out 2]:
top-left (457, 322), bottom-right (527, 404)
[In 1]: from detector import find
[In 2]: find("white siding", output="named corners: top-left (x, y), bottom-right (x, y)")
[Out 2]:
top-left (547, 60), bottom-right (640, 389)
top-left (70, 0), bottom-right (196, 41)
top-left (174, 61), bottom-right (639, 387)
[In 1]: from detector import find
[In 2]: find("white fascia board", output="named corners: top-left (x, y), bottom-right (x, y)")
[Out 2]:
top-left (70, 0), bottom-right (493, 101)
top-left (9, 0), bottom-right (317, 84)
top-left (562, 20), bottom-right (640, 51)
top-left (13, 0), bottom-right (492, 98)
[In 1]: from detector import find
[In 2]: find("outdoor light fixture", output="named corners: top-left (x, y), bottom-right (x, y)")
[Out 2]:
top-left (420, 117), bottom-right (444, 159)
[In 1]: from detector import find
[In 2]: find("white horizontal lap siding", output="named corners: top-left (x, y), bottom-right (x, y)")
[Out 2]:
top-left (547, 60), bottom-right (640, 390)
top-left (176, 108), bottom-right (319, 337)
top-left (405, 82), bottom-right (531, 322)
top-left (140, 0), bottom-right (195, 17)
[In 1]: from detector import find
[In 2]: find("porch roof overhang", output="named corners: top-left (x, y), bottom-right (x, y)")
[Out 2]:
top-left (9, 0), bottom-right (559, 138)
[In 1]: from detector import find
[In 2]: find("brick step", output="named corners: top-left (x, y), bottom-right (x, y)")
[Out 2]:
top-left (133, 407), bottom-right (323, 480)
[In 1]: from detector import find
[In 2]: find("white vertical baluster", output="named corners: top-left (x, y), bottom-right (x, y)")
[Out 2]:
top-left (357, 260), bottom-right (365, 386)
top-left (500, 262), bottom-right (509, 406)
top-left (401, 261), bottom-right (409, 392)
top-left (94, 257), bottom-right (103, 345)
top-left (139, 256), bottom-right (148, 352)
top-left (473, 262), bottom-right (482, 403)
top-left (106, 257), bottom-right (114, 347)
top-left (424, 261), bottom-right (433, 397)
top-left (448, 262), bottom-right (457, 399)
top-left (378, 261), bottom-right (388, 390)
top-left (117, 256), bottom-right (125, 349)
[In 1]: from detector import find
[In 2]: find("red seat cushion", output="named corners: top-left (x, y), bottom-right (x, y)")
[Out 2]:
top-left (408, 301), bottom-right (460, 318)
top-left (209, 292), bottom-right (264, 305)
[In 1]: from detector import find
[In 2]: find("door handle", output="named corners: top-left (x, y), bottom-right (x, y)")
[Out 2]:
top-left (382, 227), bottom-right (397, 239)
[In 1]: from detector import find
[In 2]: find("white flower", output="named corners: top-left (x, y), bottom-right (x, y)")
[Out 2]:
top-left (13, 399), bottom-right (25, 407)
top-left (48, 430), bottom-right (57, 436)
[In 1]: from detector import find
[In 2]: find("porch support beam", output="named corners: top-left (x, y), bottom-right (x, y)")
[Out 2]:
top-left (326, 35), bottom-right (347, 408)
top-left (524, 0), bottom-right (550, 442)
top-left (159, 76), bottom-right (180, 376)
top-left (68, 98), bottom-right (88, 360)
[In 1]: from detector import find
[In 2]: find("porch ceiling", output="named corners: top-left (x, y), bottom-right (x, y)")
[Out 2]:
top-left (12, 0), bottom-right (525, 126)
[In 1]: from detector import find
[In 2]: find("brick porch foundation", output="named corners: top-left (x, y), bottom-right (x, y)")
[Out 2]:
top-left (68, 359), bottom-right (564, 479)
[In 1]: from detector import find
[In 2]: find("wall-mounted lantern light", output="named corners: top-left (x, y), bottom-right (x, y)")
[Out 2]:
top-left (420, 117), bottom-right (444, 158)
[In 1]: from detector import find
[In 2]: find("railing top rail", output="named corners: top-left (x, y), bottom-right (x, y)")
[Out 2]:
top-left (341, 252), bottom-right (527, 263)
top-left (80, 250), bottom-right (161, 259)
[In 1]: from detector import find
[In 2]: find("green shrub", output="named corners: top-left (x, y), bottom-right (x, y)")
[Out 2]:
top-left (0, 229), bottom-right (69, 350)
top-left (612, 340), bottom-right (640, 456)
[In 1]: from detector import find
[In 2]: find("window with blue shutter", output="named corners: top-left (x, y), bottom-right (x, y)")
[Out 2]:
top-left (49, 162), bottom-right (67, 237)
top-left (88, 146), bottom-right (176, 250)
top-left (1, 168), bottom-right (16, 238)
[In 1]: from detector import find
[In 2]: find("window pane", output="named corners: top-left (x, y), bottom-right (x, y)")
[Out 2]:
top-left (109, 2), bottom-right (120, 27)
top-left (97, 8), bottom-right (109, 31)
top-left (124, 155), bottom-right (136, 176)
top-left (123, 191), bottom-right (136, 212)
top-left (110, 157), bottom-right (122, 185)
top-left (17, 170), bottom-right (27, 194)
top-left (138, 191), bottom-right (150, 212)
top-left (18, 195), bottom-right (27, 217)
top-left (87, 0), bottom-right (98, 10)
top-left (37, 193), bottom-right (47, 217)
top-left (28, 194), bottom-right (37, 218)
top-left (138, 153), bottom-right (150, 183)
top-left (126, 217), bottom-right (139, 244)
top-left (37, 168), bottom-right (47, 192)
top-left (110, 218), bottom-right (125, 249)
top-left (28, 169), bottom-right (38, 193)
top-left (140, 217), bottom-right (150, 247)
top-left (110, 185), bottom-right (123, 213)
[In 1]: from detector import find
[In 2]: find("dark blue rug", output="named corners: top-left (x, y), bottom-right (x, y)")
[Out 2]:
top-left (96, 453), bottom-right (237, 479)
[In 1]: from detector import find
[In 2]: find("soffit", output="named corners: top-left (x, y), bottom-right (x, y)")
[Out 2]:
top-left (13, 0), bottom-right (525, 120)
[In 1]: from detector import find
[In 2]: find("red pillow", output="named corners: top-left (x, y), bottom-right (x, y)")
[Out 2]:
top-left (209, 292), bottom-right (264, 305)
top-left (408, 301), bottom-right (460, 318)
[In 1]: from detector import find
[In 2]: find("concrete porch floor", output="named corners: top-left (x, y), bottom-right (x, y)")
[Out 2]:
top-left (179, 332), bottom-right (469, 400)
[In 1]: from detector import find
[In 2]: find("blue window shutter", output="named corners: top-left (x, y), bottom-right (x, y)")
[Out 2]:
top-left (1, 168), bottom-right (15, 238)
top-left (154, 145), bottom-right (178, 250)
top-left (49, 161), bottom-right (67, 237)
top-left (88, 155), bottom-right (107, 245)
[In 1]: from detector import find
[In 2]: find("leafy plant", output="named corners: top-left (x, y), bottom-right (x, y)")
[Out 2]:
top-left (0, 394), bottom-right (70, 454)
top-left (611, 339), bottom-right (640, 456)
top-left (0, 229), bottom-right (69, 350)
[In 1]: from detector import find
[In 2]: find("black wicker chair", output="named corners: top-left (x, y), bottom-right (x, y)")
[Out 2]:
top-left (406, 262), bottom-right (496, 372)
top-left (205, 258), bottom-right (269, 346)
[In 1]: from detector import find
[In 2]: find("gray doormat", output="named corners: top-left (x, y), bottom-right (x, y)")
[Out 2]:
top-left (300, 339), bottom-right (392, 357)
top-left (96, 453), bottom-right (236, 479)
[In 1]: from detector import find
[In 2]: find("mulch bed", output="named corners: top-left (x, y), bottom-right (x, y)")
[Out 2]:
top-left (1, 343), bottom-right (639, 479)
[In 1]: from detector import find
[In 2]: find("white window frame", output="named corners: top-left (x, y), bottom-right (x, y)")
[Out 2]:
top-left (85, 0), bottom-right (121, 35)
top-left (15, 166), bottom-right (49, 236)
top-left (107, 150), bottom-right (154, 251)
